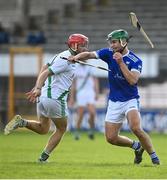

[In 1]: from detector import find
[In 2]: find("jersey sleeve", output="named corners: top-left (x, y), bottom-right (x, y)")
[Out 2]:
top-left (89, 66), bottom-right (96, 76)
top-left (95, 48), bottom-right (112, 63)
top-left (47, 54), bottom-right (58, 66)
top-left (131, 60), bottom-right (142, 73)
top-left (48, 57), bottom-right (68, 74)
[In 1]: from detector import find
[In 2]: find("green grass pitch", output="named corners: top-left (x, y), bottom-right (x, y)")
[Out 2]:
top-left (0, 131), bottom-right (167, 179)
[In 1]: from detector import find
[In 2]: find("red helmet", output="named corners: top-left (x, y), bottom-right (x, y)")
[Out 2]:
top-left (67, 34), bottom-right (89, 49)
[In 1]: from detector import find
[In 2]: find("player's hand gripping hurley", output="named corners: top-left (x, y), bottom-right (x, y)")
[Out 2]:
top-left (60, 56), bottom-right (111, 72)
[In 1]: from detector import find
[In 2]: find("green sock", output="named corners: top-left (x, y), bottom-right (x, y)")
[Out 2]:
top-left (88, 128), bottom-right (94, 135)
top-left (75, 129), bottom-right (80, 137)
top-left (39, 151), bottom-right (49, 161)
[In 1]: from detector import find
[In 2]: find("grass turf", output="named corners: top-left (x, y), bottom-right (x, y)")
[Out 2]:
top-left (0, 131), bottom-right (167, 179)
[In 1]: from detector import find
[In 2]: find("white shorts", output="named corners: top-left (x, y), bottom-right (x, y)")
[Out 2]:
top-left (37, 97), bottom-right (68, 118)
top-left (76, 90), bottom-right (95, 106)
top-left (105, 98), bottom-right (140, 123)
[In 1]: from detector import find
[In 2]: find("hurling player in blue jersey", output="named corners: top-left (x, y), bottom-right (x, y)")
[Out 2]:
top-left (68, 29), bottom-right (160, 165)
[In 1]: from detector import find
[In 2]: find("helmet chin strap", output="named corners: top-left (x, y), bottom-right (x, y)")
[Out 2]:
top-left (119, 36), bottom-right (133, 53)
top-left (70, 47), bottom-right (77, 52)
top-left (69, 43), bottom-right (78, 55)
top-left (119, 39), bottom-right (128, 53)
top-left (120, 39), bottom-right (126, 47)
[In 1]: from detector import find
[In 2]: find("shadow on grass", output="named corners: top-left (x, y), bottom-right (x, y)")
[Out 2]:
top-left (8, 160), bottom-right (155, 168)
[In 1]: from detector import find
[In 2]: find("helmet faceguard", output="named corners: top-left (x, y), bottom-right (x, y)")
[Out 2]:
top-left (67, 34), bottom-right (89, 53)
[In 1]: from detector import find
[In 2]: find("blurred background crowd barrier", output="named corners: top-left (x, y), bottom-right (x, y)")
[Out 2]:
top-left (68, 108), bottom-right (167, 134)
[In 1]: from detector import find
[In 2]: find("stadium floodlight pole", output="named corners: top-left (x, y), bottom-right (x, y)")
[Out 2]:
top-left (60, 56), bottom-right (111, 72)
top-left (129, 12), bottom-right (154, 48)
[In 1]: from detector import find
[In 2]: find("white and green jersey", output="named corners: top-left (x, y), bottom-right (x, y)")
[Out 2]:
top-left (75, 64), bottom-right (96, 106)
top-left (75, 64), bottom-right (95, 93)
top-left (41, 50), bottom-right (76, 102)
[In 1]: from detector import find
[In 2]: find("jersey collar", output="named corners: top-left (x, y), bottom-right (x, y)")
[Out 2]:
top-left (122, 50), bottom-right (130, 57)
top-left (69, 48), bottom-right (77, 55)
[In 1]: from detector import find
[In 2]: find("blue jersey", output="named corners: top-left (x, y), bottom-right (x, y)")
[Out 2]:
top-left (95, 48), bottom-right (142, 102)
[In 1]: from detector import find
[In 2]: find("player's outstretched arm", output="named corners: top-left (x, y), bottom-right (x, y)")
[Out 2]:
top-left (68, 52), bottom-right (96, 62)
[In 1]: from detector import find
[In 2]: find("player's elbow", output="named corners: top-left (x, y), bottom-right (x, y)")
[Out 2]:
top-left (128, 74), bottom-right (139, 85)
top-left (128, 72), bottom-right (140, 85)
top-left (83, 52), bottom-right (94, 59)
top-left (129, 79), bottom-right (138, 85)
top-left (86, 52), bottom-right (96, 59)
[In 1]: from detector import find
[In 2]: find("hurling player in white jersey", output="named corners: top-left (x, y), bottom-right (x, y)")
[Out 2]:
top-left (69, 64), bottom-right (99, 140)
top-left (4, 33), bottom-right (89, 163)
top-left (68, 29), bottom-right (160, 165)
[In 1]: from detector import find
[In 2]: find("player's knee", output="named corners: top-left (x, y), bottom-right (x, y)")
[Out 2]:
top-left (57, 126), bottom-right (67, 134)
top-left (39, 128), bottom-right (49, 135)
top-left (106, 135), bottom-right (118, 145)
top-left (38, 124), bottom-right (49, 134)
top-left (131, 126), bottom-right (142, 136)
top-left (78, 115), bottom-right (84, 121)
top-left (61, 127), bottom-right (67, 134)
top-left (88, 115), bottom-right (95, 122)
top-left (89, 112), bottom-right (95, 119)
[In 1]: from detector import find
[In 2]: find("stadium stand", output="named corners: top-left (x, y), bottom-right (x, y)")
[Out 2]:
top-left (1, 0), bottom-right (163, 81)
top-left (0, 0), bottom-right (167, 78)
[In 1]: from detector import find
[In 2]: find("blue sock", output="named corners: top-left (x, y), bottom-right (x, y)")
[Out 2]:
top-left (150, 152), bottom-right (159, 161)
top-left (132, 141), bottom-right (141, 150)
